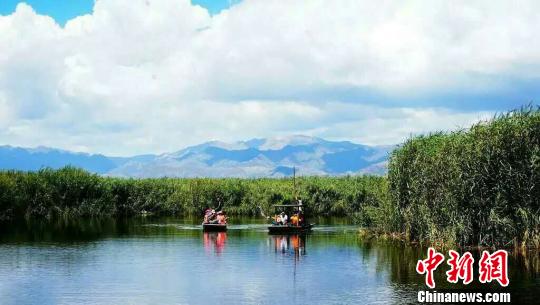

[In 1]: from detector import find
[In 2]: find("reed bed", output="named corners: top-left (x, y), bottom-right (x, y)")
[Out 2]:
top-left (388, 106), bottom-right (540, 248)
top-left (0, 167), bottom-right (387, 222)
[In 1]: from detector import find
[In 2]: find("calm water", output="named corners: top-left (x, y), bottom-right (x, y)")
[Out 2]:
top-left (0, 217), bottom-right (538, 305)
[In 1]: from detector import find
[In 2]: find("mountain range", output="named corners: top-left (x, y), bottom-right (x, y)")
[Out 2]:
top-left (0, 136), bottom-right (393, 177)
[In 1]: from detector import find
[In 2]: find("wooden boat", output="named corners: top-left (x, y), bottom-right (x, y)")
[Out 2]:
top-left (202, 223), bottom-right (227, 232)
top-left (268, 203), bottom-right (314, 234)
top-left (268, 223), bottom-right (314, 234)
top-left (267, 168), bottom-right (315, 234)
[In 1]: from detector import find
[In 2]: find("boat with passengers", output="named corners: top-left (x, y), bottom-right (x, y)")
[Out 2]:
top-left (202, 209), bottom-right (228, 232)
top-left (268, 203), bottom-right (314, 234)
top-left (267, 167), bottom-right (314, 234)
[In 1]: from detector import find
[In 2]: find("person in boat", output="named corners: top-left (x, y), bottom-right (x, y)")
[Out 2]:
top-left (203, 207), bottom-right (212, 223)
top-left (204, 209), bottom-right (217, 224)
top-left (298, 211), bottom-right (304, 227)
top-left (274, 212), bottom-right (283, 225)
top-left (290, 213), bottom-right (299, 226)
top-left (279, 212), bottom-right (288, 225)
top-left (216, 211), bottom-right (227, 225)
top-left (272, 214), bottom-right (280, 225)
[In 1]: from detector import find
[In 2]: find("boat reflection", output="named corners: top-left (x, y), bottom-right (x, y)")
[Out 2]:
top-left (271, 234), bottom-right (306, 260)
top-left (203, 232), bottom-right (227, 255)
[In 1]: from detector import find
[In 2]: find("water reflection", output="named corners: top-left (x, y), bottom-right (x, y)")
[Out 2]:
top-left (203, 232), bottom-right (227, 255)
top-left (271, 235), bottom-right (306, 259)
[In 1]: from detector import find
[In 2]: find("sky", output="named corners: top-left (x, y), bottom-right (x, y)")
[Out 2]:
top-left (0, 0), bottom-right (538, 156)
top-left (0, 0), bottom-right (239, 23)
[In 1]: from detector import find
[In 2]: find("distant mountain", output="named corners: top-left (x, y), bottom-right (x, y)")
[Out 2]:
top-left (0, 146), bottom-right (117, 174)
top-left (0, 136), bottom-right (394, 177)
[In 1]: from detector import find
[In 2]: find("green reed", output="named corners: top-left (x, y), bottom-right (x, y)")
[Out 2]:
top-left (0, 167), bottom-right (388, 222)
top-left (388, 105), bottom-right (540, 248)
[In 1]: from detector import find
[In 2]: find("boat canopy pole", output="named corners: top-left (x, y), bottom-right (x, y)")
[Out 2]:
top-left (293, 166), bottom-right (302, 211)
top-left (293, 166), bottom-right (296, 200)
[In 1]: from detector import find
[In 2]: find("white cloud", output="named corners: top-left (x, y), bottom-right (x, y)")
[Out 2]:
top-left (0, 0), bottom-right (537, 155)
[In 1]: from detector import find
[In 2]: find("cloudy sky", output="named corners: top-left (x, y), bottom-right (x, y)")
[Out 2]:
top-left (0, 0), bottom-right (538, 156)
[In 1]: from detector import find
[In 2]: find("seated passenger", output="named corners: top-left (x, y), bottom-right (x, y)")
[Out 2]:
top-left (216, 211), bottom-right (227, 224)
top-left (208, 209), bottom-right (218, 224)
top-left (280, 212), bottom-right (288, 225)
top-left (273, 214), bottom-right (280, 225)
top-left (203, 208), bottom-right (214, 224)
top-left (291, 213), bottom-right (299, 226)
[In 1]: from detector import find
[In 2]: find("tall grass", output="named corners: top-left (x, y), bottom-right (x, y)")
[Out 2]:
top-left (388, 106), bottom-right (540, 248)
top-left (0, 167), bottom-right (388, 222)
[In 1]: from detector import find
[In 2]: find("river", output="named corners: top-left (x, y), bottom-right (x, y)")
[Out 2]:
top-left (0, 217), bottom-right (538, 304)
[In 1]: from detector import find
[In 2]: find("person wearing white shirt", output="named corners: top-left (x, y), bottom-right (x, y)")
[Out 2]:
top-left (280, 212), bottom-right (288, 225)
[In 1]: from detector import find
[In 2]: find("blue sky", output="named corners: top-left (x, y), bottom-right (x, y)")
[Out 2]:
top-left (0, 0), bottom-right (538, 155)
top-left (0, 1), bottom-right (93, 25)
top-left (0, 0), bottom-right (237, 24)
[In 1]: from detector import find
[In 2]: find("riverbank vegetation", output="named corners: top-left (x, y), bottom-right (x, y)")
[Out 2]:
top-left (0, 167), bottom-right (388, 222)
top-left (387, 106), bottom-right (539, 248)
top-left (0, 107), bottom-right (538, 248)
